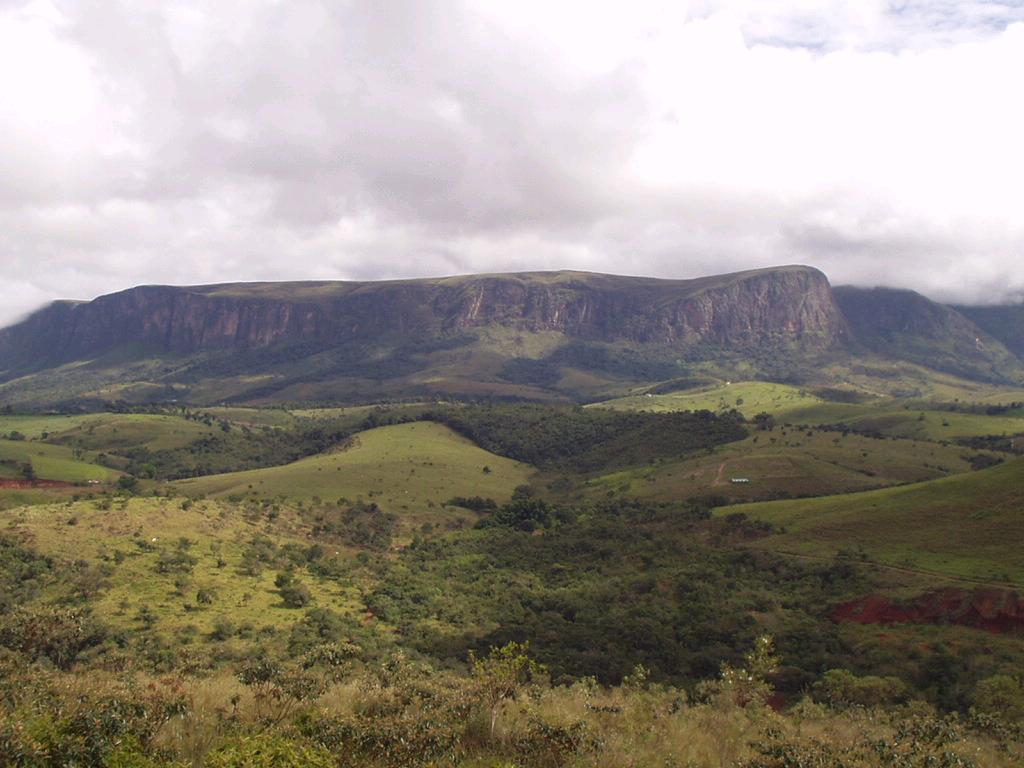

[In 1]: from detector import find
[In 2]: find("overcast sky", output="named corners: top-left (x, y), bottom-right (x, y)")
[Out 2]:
top-left (2, 0), bottom-right (1023, 325)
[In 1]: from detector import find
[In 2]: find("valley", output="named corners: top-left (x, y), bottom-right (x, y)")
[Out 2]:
top-left (1, 268), bottom-right (1023, 766)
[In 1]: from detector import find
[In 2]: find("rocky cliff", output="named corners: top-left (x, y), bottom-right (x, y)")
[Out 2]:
top-left (0, 266), bottom-right (847, 376)
top-left (3, 265), bottom-right (1021, 406)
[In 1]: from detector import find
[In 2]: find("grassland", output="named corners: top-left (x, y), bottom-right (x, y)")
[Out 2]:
top-left (0, 438), bottom-right (119, 483)
top-left (0, 412), bottom-right (220, 452)
top-left (576, 428), bottom-right (983, 504)
top-left (594, 381), bottom-right (825, 419)
top-left (722, 458), bottom-right (1024, 585)
top-left (172, 422), bottom-right (535, 530)
top-left (780, 403), bottom-right (1024, 440)
top-left (2, 497), bottom-right (363, 639)
top-left (594, 379), bottom-right (1024, 442)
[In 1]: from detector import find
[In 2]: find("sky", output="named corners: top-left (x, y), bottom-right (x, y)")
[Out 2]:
top-left (2, 0), bottom-right (1023, 326)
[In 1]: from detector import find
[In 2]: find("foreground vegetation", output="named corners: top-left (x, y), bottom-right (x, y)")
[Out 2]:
top-left (0, 385), bottom-right (1022, 766)
top-left (3, 637), bottom-right (1023, 767)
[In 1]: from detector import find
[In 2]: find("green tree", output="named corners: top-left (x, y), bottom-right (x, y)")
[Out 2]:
top-left (971, 674), bottom-right (1024, 723)
top-left (470, 642), bottom-right (546, 739)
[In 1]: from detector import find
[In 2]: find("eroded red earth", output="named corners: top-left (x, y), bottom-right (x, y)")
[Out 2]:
top-left (0, 478), bottom-right (75, 489)
top-left (832, 587), bottom-right (1024, 634)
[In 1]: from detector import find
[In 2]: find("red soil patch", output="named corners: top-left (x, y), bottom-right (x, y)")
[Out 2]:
top-left (832, 588), bottom-right (1024, 634)
top-left (0, 478), bottom-right (75, 489)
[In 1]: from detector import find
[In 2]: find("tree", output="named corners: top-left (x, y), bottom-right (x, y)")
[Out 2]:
top-left (117, 474), bottom-right (139, 493)
top-left (971, 675), bottom-right (1024, 723)
top-left (707, 634), bottom-right (779, 708)
top-left (470, 642), bottom-right (546, 739)
top-left (277, 570), bottom-right (312, 608)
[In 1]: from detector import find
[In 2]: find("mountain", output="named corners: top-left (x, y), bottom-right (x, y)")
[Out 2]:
top-left (833, 286), bottom-right (1024, 384)
top-left (953, 304), bottom-right (1024, 360)
top-left (0, 266), bottom-right (1019, 407)
top-left (0, 267), bottom-right (844, 367)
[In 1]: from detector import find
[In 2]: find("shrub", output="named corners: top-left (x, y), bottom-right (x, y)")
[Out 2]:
top-left (0, 606), bottom-right (107, 669)
top-left (971, 675), bottom-right (1024, 723)
top-left (203, 735), bottom-right (334, 768)
top-left (813, 668), bottom-right (909, 709)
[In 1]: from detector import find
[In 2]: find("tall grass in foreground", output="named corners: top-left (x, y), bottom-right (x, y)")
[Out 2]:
top-left (2, 638), bottom-right (1022, 767)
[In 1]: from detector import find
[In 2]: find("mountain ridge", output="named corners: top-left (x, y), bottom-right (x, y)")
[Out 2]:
top-left (0, 266), bottom-right (846, 368)
top-left (1, 265), bottom-right (1021, 406)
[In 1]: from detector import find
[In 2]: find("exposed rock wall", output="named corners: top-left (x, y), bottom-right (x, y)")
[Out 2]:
top-left (0, 266), bottom-right (848, 373)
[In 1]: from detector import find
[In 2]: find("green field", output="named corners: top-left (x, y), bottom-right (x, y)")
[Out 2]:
top-left (0, 412), bottom-right (223, 451)
top-left (172, 422), bottom-right (535, 526)
top-left (0, 413), bottom-right (115, 439)
top-left (723, 458), bottom-right (1024, 584)
top-left (594, 381), bottom-right (824, 418)
top-left (595, 380), bottom-right (1024, 442)
top-left (578, 428), bottom-right (983, 504)
top-left (780, 403), bottom-right (1024, 439)
top-left (0, 439), bottom-right (119, 483)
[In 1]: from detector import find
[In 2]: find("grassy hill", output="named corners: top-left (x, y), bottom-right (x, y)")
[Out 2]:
top-left (779, 402), bottom-right (1024, 440)
top-left (0, 412), bottom-right (218, 451)
top-left (2, 497), bottom-right (362, 640)
top-left (577, 429), bottom-right (984, 504)
top-left (594, 381), bottom-right (824, 418)
top-left (0, 439), bottom-right (119, 483)
top-left (723, 458), bottom-right (1024, 584)
top-left (172, 422), bottom-right (535, 527)
top-left (592, 379), bottom-right (1024, 440)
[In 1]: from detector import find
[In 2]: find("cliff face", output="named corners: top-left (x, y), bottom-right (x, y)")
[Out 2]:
top-left (0, 266), bottom-right (848, 374)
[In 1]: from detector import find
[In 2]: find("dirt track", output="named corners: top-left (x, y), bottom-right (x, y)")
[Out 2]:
top-left (0, 478), bottom-right (75, 489)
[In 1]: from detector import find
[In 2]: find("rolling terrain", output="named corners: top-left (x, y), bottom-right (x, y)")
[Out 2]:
top-left (1, 268), bottom-right (1024, 766)
top-left (724, 458), bottom-right (1024, 585)
top-left (172, 421), bottom-right (535, 532)
top-left (576, 429), bottom-right (986, 505)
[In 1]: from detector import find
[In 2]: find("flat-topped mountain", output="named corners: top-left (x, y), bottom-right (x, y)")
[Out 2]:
top-left (0, 266), bottom-right (845, 367)
top-left (0, 266), bottom-right (1020, 406)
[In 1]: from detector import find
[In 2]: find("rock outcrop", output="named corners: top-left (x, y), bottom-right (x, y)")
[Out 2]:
top-left (0, 266), bottom-right (847, 375)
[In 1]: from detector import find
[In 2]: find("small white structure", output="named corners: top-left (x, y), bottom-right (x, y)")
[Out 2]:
top-left (730, 477), bottom-right (751, 484)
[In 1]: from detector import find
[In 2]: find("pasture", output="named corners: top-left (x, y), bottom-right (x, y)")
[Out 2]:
top-left (722, 458), bottom-right (1024, 585)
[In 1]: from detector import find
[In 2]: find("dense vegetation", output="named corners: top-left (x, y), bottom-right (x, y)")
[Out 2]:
top-left (425, 404), bottom-right (747, 470)
top-left (0, 387), bottom-right (1023, 766)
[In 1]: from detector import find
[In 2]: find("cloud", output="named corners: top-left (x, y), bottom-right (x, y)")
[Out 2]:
top-left (0, 0), bottom-right (1022, 325)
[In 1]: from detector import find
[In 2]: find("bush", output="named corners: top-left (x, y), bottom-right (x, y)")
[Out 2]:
top-left (972, 675), bottom-right (1024, 723)
top-left (0, 606), bottom-right (107, 669)
top-left (204, 735), bottom-right (334, 768)
top-left (813, 669), bottom-right (909, 709)
top-left (281, 582), bottom-right (312, 609)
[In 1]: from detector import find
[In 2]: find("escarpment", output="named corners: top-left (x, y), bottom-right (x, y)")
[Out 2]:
top-left (0, 266), bottom-right (847, 373)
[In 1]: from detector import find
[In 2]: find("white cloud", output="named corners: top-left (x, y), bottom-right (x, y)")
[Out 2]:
top-left (0, 0), bottom-right (1022, 326)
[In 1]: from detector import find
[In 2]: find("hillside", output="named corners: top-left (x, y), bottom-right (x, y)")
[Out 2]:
top-left (172, 421), bottom-right (535, 531)
top-left (724, 458), bottom-right (1024, 584)
top-left (833, 286), bottom-right (1024, 383)
top-left (956, 303), bottom-right (1024, 359)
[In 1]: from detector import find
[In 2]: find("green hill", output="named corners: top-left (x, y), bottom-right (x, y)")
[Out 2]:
top-left (0, 439), bottom-right (119, 484)
top-left (724, 458), bottom-right (1024, 584)
top-left (172, 422), bottom-right (535, 526)
top-left (578, 429), bottom-right (983, 504)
